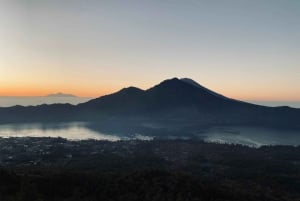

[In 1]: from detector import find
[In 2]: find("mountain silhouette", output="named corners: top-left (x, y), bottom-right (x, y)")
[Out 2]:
top-left (78, 78), bottom-right (262, 118)
top-left (0, 78), bottom-right (299, 131)
top-left (46, 92), bottom-right (77, 97)
top-left (80, 78), bottom-right (236, 112)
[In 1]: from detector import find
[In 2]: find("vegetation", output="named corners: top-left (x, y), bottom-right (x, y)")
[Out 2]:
top-left (0, 138), bottom-right (299, 200)
top-left (1, 169), bottom-right (299, 201)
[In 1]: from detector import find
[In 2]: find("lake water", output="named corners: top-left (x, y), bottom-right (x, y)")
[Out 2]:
top-left (202, 126), bottom-right (300, 147)
top-left (0, 122), bottom-right (153, 141)
top-left (0, 122), bottom-right (299, 147)
top-left (1, 97), bottom-right (299, 146)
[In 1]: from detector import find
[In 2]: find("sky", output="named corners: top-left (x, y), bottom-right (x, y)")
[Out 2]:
top-left (0, 0), bottom-right (299, 101)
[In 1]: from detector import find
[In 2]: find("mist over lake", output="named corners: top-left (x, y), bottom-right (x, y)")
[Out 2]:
top-left (0, 122), bottom-right (155, 141)
top-left (0, 122), bottom-right (299, 147)
top-left (202, 126), bottom-right (300, 147)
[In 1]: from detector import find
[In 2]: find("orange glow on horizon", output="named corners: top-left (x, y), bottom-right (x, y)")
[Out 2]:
top-left (0, 86), bottom-right (116, 98)
top-left (1, 85), bottom-right (300, 102)
top-left (220, 91), bottom-right (300, 102)
top-left (0, 76), bottom-right (299, 101)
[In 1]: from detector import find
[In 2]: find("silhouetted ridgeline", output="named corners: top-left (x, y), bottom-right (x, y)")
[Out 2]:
top-left (0, 78), bottom-right (299, 129)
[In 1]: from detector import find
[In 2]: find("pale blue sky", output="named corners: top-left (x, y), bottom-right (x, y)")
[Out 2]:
top-left (0, 0), bottom-right (299, 100)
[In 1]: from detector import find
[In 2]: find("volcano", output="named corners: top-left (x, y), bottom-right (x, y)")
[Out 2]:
top-left (0, 78), bottom-right (299, 130)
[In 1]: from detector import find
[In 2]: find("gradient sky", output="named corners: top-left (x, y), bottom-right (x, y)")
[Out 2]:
top-left (0, 0), bottom-right (299, 100)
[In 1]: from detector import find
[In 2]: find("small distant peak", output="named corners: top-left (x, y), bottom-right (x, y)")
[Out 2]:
top-left (118, 86), bottom-right (144, 94)
top-left (46, 92), bottom-right (77, 97)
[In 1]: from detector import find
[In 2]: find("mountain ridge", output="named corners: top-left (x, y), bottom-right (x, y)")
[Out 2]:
top-left (0, 78), bottom-right (299, 130)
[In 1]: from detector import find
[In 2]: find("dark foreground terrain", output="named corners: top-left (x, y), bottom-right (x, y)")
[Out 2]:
top-left (0, 137), bottom-right (300, 201)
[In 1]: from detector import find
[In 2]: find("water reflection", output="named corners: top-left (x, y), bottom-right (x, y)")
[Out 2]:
top-left (202, 126), bottom-right (300, 147)
top-left (0, 122), bottom-right (120, 141)
top-left (0, 122), bottom-right (299, 146)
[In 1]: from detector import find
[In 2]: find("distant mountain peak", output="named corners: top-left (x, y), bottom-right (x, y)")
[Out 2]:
top-left (46, 92), bottom-right (77, 98)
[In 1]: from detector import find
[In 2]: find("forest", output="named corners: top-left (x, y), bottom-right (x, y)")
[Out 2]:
top-left (0, 138), bottom-right (299, 201)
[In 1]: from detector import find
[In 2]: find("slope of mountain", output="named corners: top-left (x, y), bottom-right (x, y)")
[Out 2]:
top-left (180, 78), bottom-right (230, 100)
top-left (0, 78), bottom-right (299, 130)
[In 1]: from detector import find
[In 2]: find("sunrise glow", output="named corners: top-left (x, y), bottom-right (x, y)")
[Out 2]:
top-left (0, 1), bottom-right (299, 101)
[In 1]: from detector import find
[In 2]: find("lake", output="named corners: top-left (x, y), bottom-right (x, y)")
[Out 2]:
top-left (201, 126), bottom-right (300, 147)
top-left (0, 122), bottom-right (299, 147)
top-left (0, 122), bottom-right (153, 141)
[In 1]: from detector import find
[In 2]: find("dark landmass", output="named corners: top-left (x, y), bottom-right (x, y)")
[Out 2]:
top-left (0, 78), bottom-right (299, 200)
top-left (46, 92), bottom-right (77, 98)
top-left (0, 138), bottom-right (299, 201)
top-left (0, 78), bottom-right (299, 132)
